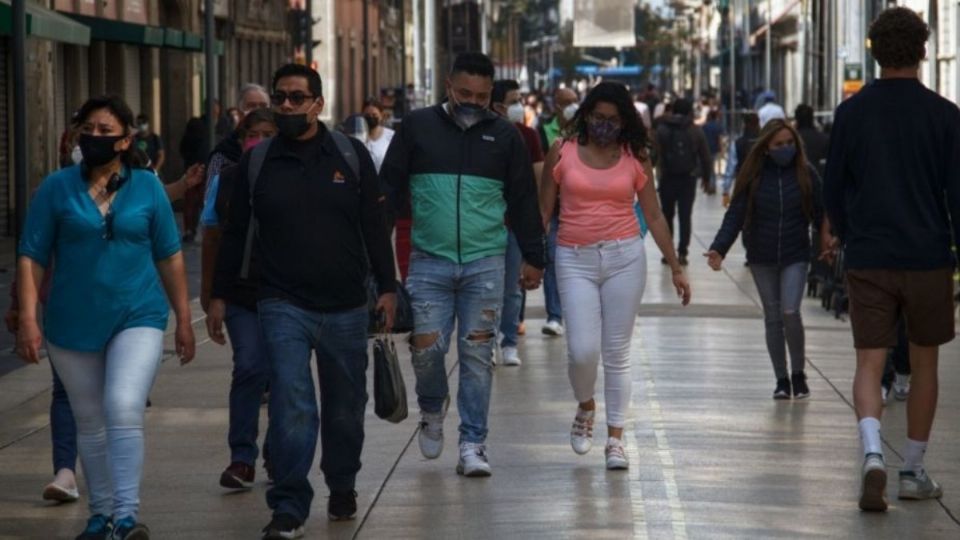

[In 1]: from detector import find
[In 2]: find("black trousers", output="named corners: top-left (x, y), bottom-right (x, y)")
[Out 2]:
top-left (658, 176), bottom-right (697, 256)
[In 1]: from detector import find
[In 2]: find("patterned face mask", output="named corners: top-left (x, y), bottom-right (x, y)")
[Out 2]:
top-left (587, 119), bottom-right (620, 147)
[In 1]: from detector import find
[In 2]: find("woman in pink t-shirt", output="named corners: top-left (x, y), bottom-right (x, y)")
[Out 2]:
top-left (540, 82), bottom-right (691, 470)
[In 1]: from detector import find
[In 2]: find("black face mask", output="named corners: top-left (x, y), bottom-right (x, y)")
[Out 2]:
top-left (364, 115), bottom-right (380, 130)
top-left (79, 134), bottom-right (125, 168)
top-left (275, 113), bottom-right (312, 139)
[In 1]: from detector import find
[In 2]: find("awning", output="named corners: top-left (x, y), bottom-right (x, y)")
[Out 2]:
top-left (750, 0), bottom-right (801, 45)
top-left (63, 13), bottom-right (164, 47)
top-left (0, 0), bottom-right (90, 46)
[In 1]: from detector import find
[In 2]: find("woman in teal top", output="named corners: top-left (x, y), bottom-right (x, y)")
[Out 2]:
top-left (17, 96), bottom-right (195, 540)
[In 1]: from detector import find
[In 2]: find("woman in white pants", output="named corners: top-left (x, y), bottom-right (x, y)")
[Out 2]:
top-left (540, 82), bottom-right (691, 470)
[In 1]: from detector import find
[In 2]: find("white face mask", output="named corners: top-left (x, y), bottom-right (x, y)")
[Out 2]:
top-left (563, 103), bottom-right (579, 122)
top-left (71, 145), bottom-right (83, 165)
top-left (506, 103), bottom-right (525, 124)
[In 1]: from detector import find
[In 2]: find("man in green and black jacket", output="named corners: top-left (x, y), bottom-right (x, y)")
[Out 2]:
top-left (381, 52), bottom-right (545, 478)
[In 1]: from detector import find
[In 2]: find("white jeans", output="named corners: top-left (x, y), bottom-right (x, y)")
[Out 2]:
top-left (47, 327), bottom-right (164, 521)
top-left (557, 236), bottom-right (646, 428)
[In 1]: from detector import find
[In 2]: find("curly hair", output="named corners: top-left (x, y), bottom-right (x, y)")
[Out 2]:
top-left (868, 7), bottom-right (929, 69)
top-left (562, 81), bottom-right (649, 160)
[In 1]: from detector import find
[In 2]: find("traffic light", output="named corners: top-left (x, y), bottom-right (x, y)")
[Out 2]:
top-left (288, 9), bottom-right (310, 49)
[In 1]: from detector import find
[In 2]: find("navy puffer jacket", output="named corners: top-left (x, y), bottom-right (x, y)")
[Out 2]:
top-left (710, 158), bottom-right (823, 266)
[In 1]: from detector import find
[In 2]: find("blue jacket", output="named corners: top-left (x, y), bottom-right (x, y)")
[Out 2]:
top-left (710, 158), bottom-right (823, 266)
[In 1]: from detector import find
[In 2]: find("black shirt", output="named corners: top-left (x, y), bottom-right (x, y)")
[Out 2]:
top-left (824, 78), bottom-right (960, 270)
top-left (212, 125), bottom-right (396, 312)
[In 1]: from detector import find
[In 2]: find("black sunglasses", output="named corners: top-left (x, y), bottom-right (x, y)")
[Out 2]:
top-left (103, 210), bottom-right (115, 241)
top-left (270, 91), bottom-right (316, 107)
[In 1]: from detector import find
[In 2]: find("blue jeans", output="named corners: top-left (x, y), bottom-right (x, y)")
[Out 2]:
top-left (544, 215), bottom-right (563, 323)
top-left (500, 232), bottom-right (523, 348)
top-left (258, 299), bottom-right (368, 523)
top-left (47, 327), bottom-right (164, 521)
top-left (50, 365), bottom-right (78, 474)
top-left (224, 303), bottom-right (270, 466)
top-left (407, 251), bottom-right (504, 444)
top-left (750, 262), bottom-right (808, 379)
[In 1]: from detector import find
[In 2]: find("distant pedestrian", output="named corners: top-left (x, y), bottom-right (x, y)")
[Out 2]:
top-left (17, 95), bottom-right (195, 540)
top-left (823, 7), bottom-right (960, 512)
top-left (794, 104), bottom-right (829, 178)
top-left (200, 108), bottom-right (277, 492)
top-left (721, 112), bottom-right (761, 206)
top-left (655, 97), bottom-right (712, 265)
top-left (540, 81), bottom-right (690, 470)
top-left (701, 109), bottom-right (724, 194)
top-left (757, 91), bottom-right (786, 128)
top-left (706, 119), bottom-right (825, 400)
top-left (134, 114), bottom-right (165, 173)
top-left (362, 98), bottom-right (395, 174)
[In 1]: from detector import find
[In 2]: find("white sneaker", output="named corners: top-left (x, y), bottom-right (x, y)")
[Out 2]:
top-left (605, 437), bottom-right (628, 470)
top-left (542, 320), bottom-right (564, 337)
top-left (859, 453), bottom-right (888, 512)
top-left (492, 338), bottom-right (500, 367)
top-left (501, 346), bottom-right (521, 366)
top-left (898, 469), bottom-right (943, 500)
top-left (418, 411), bottom-right (445, 459)
top-left (881, 385), bottom-right (890, 406)
top-left (893, 374), bottom-right (910, 401)
top-left (570, 408), bottom-right (595, 455)
top-left (456, 442), bottom-right (492, 477)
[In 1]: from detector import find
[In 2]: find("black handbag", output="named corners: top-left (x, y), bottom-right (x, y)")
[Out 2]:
top-left (367, 276), bottom-right (414, 335)
top-left (373, 334), bottom-right (408, 423)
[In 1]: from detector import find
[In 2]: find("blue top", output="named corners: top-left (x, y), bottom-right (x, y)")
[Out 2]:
top-left (200, 173), bottom-right (221, 227)
top-left (18, 165), bottom-right (181, 352)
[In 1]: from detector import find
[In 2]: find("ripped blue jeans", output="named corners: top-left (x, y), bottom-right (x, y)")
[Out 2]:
top-left (406, 250), bottom-right (505, 444)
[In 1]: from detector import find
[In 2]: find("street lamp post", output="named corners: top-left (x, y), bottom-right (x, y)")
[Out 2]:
top-left (765, 0), bottom-right (772, 91)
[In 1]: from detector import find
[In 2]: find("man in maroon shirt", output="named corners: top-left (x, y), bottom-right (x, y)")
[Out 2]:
top-left (490, 79), bottom-right (545, 366)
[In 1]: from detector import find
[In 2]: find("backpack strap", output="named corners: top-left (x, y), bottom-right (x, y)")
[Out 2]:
top-left (329, 130), bottom-right (361, 181)
top-left (240, 138), bottom-right (273, 280)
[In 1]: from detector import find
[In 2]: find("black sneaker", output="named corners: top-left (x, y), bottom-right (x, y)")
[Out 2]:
top-left (678, 255), bottom-right (689, 266)
top-left (328, 490), bottom-right (358, 521)
top-left (261, 513), bottom-right (304, 539)
top-left (773, 377), bottom-right (791, 400)
top-left (110, 517), bottom-right (149, 540)
top-left (792, 371), bottom-right (810, 399)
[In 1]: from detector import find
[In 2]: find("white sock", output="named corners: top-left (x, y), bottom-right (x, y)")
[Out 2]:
top-left (902, 438), bottom-right (928, 474)
top-left (859, 417), bottom-right (883, 456)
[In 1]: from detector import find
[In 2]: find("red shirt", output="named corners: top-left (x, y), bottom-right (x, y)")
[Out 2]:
top-left (515, 123), bottom-right (544, 164)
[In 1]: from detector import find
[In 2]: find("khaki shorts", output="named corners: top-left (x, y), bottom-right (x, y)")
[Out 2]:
top-left (847, 269), bottom-right (956, 349)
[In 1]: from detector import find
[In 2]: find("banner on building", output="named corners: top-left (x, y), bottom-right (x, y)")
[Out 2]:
top-left (573, 0), bottom-right (636, 48)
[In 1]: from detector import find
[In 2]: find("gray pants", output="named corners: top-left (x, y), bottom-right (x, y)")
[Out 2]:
top-left (750, 262), bottom-right (808, 379)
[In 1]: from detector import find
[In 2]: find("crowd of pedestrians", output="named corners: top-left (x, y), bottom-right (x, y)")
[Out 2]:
top-left (5, 6), bottom-right (959, 540)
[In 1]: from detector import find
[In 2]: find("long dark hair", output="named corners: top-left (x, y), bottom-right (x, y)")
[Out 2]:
top-left (563, 81), bottom-right (649, 161)
top-left (732, 119), bottom-right (813, 229)
top-left (73, 95), bottom-right (143, 169)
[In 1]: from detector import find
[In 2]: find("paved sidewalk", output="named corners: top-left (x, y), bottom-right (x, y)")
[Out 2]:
top-left (0, 195), bottom-right (958, 539)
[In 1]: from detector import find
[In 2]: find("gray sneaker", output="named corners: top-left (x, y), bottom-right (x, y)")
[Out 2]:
top-left (898, 469), bottom-right (943, 500)
top-left (418, 411), bottom-right (445, 459)
top-left (456, 442), bottom-right (492, 477)
top-left (859, 453), bottom-right (888, 512)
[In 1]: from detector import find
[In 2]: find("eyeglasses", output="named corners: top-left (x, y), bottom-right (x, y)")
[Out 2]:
top-left (103, 210), bottom-right (115, 241)
top-left (270, 91), bottom-right (315, 107)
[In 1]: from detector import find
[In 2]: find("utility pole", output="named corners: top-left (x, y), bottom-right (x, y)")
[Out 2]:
top-left (729, 0), bottom-right (736, 119)
top-left (363, 0), bottom-right (370, 99)
top-left (765, 0), bottom-right (772, 91)
top-left (13, 0), bottom-right (26, 239)
top-left (305, 0), bottom-right (313, 65)
top-left (204, 0), bottom-right (216, 150)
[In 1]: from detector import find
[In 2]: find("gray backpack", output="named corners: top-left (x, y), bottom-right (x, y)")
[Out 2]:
top-left (239, 131), bottom-right (360, 279)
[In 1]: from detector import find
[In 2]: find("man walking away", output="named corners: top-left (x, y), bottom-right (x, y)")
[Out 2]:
top-left (823, 7), bottom-right (960, 513)
top-left (655, 98), bottom-right (712, 266)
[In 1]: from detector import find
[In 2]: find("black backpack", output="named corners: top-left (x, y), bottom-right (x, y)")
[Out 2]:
top-left (661, 124), bottom-right (697, 177)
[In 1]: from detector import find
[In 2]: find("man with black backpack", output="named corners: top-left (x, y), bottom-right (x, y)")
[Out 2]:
top-left (655, 98), bottom-right (712, 265)
top-left (209, 64), bottom-right (397, 539)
